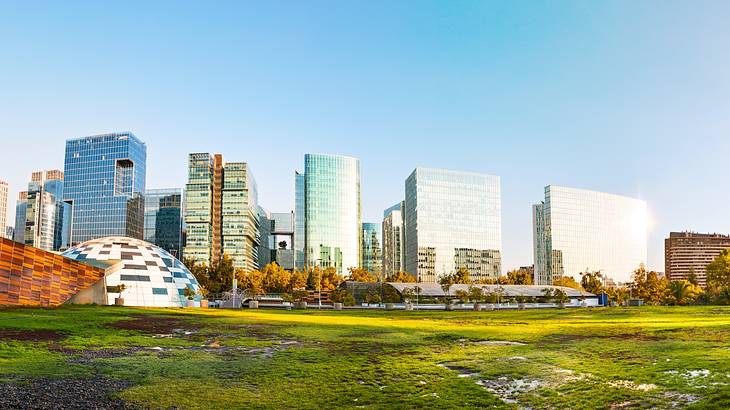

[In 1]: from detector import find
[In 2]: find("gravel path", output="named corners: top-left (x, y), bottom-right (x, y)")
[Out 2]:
top-left (0, 377), bottom-right (137, 409)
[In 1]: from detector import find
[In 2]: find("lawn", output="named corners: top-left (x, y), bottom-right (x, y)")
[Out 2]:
top-left (0, 306), bottom-right (728, 409)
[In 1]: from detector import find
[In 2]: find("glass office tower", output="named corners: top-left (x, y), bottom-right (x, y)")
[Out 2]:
top-left (13, 192), bottom-right (27, 243)
top-left (303, 154), bottom-right (361, 274)
top-left (382, 202), bottom-right (405, 279)
top-left (63, 132), bottom-right (146, 245)
top-left (532, 185), bottom-right (647, 285)
top-left (404, 168), bottom-right (502, 283)
top-left (294, 171), bottom-right (305, 270)
top-left (23, 170), bottom-right (68, 251)
top-left (361, 222), bottom-right (382, 278)
top-left (145, 188), bottom-right (184, 258)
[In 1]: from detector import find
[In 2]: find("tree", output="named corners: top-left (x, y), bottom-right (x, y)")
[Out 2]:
top-left (468, 285), bottom-right (484, 303)
top-left (629, 265), bottom-right (668, 305)
top-left (278, 241), bottom-right (287, 249)
top-left (686, 267), bottom-right (699, 286)
top-left (553, 276), bottom-right (583, 290)
top-left (706, 249), bottom-right (730, 303)
top-left (321, 266), bottom-right (344, 291)
top-left (260, 262), bottom-right (291, 294)
top-left (606, 286), bottom-right (629, 306)
top-left (665, 280), bottom-right (703, 306)
top-left (505, 269), bottom-right (533, 285)
top-left (454, 289), bottom-right (469, 303)
top-left (439, 273), bottom-right (455, 297)
top-left (347, 267), bottom-right (377, 282)
top-left (289, 269), bottom-right (307, 292)
top-left (386, 271), bottom-right (417, 283)
top-left (237, 268), bottom-right (264, 297)
top-left (580, 271), bottom-right (604, 294)
top-left (454, 267), bottom-right (471, 284)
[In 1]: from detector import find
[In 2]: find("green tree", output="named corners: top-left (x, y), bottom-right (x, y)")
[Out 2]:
top-left (706, 249), bottom-right (730, 304)
top-left (665, 280), bottom-right (703, 306)
top-left (347, 267), bottom-right (377, 282)
top-left (686, 267), bottom-right (700, 286)
top-left (606, 286), bottom-right (629, 306)
top-left (629, 265), bottom-right (668, 305)
top-left (580, 271), bottom-right (604, 294)
top-left (386, 271), bottom-right (417, 283)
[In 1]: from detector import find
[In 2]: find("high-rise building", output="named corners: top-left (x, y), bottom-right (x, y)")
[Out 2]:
top-left (665, 232), bottom-right (730, 288)
top-left (23, 170), bottom-right (69, 251)
top-left (382, 202), bottom-right (405, 279)
top-left (404, 168), bottom-right (502, 283)
top-left (63, 132), bottom-right (146, 245)
top-left (259, 211), bottom-right (295, 270)
top-left (294, 171), bottom-right (305, 270)
top-left (0, 180), bottom-right (8, 238)
top-left (361, 222), bottom-right (382, 278)
top-left (145, 188), bottom-right (184, 258)
top-left (183, 153), bottom-right (260, 271)
top-left (300, 154), bottom-right (361, 274)
top-left (13, 191), bottom-right (27, 243)
top-left (532, 185), bottom-right (647, 285)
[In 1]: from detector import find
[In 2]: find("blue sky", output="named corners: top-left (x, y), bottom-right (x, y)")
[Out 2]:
top-left (2, 1), bottom-right (729, 272)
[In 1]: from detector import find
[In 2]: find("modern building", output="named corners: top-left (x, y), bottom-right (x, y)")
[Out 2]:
top-left (361, 222), bottom-right (382, 278)
top-left (665, 232), bottom-right (730, 288)
top-left (183, 153), bottom-right (260, 272)
top-left (63, 132), bottom-right (146, 245)
top-left (294, 171), bottom-right (305, 270)
top-left (404, 168), bottom-right (502, 283)
top-left (62, 237), bottom-right (202, 307)
top-left (22, 170), bottom-right (69, 251)
top-left (382, 202), bottom-right (405, 279)
top-left (270, 211), bottom-right (295, 270)
top-left (0, 180), bottom-right (8, 238)
top-left (532, 185), bottom-right (647, 285)
top-left (0, 236), bottom-right (105, 306)
top-left (144, 188), bottom-right (184, 258)
top-left (298, 154), bottom-right (361, 274)
top-left (13, 191), bottom-right (27, 243)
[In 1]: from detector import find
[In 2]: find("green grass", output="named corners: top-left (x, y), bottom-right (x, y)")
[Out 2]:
top-left (1, 305), bottom-right (729, 409)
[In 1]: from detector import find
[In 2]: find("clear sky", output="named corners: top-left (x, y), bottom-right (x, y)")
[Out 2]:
top-left (2, 1), bottom-right (729, 274)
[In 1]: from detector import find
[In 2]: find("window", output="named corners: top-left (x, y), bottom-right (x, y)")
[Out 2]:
top-left (120, 274), bottom-right (150, 282)
top-left (152, 288), bottom-right (168, 295)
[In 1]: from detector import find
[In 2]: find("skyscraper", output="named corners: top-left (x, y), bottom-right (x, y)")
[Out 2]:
top-left (183, 153), bottom-right (260, 271)
top-left (63, 132), bottom-right (146, 245)
top-left (665, 232), bottom-right (730, 288)
top-left (13, 191), bottom-right (27, 243)
top-left (145, 188), bottom-right (184, 258)
top-left (382, 202), bottom-right (405, 279)
top-left (294, 171), bottom-right (305, 270)
top-left (0, 180), bottom-right (8, 238)
top-left (301, 154), bottom-right (361, 274)
top-left (23, 170), bottom-right (68, 251)
top-left (532, 185), bottom-right (647, 285)
top-left (404, 168), bottom-right (502, 283)
top-left (361, 222), bottom-right (382, 278)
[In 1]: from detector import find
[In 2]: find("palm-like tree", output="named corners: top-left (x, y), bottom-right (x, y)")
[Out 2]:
top-left (668, 280), bottom-right (701, 305)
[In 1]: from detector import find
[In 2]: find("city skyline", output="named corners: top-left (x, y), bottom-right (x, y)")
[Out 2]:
top-left (3, 2), bottom-right (730, 272)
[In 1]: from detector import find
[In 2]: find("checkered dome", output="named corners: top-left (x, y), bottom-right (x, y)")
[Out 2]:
top-left (62, 236), bottom-right (201, 307)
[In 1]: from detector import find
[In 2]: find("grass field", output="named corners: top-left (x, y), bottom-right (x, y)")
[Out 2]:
top-left (0, 306), bottom-right (729, 409)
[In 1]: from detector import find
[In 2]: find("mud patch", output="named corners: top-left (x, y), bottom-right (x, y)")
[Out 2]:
top-left (477, 377), bottom-right (541, 404)
top-left (0, 328), bottom-right (66, 342)
top-left (607, 379), bottom-right (656, 392)
top-left (106, 314), bottom-right (201, 335)
top-left (0, 376), bottom-right (134, 409)
top-left (49, 345), bottom-right (147, 364)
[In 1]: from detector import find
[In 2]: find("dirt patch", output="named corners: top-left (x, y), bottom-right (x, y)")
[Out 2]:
top-left (106, 314), bottom-right (201, 335)
top-left (0, 376), bottom-right (135, 409)
top-left (0, 328), bottom-right (66, 342)
top-left (48, 345), bottom-right (147, 364)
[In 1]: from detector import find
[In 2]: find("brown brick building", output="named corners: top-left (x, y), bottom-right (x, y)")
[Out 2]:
top-left (665, 232), bottom-right (730, 288)
top-left (0, 237), bottom-right (105, 306)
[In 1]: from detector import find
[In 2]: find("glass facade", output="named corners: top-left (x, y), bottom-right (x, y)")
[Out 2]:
top-left (532, 185), bottom-right (647, 284)
top-left (294, 171), bottom-right (305, 270)
top-left (404, 168), bottom-right (502, 283)
top-left (13, 191), bottom-right (27, 243)
top-left (23, 170), bottom-right (68, 251)
top-left (382, 202), bottom-right (405, 279)
top-left (144, 188), bottom-right (184, 258)
top-left (361, 222), bottom-right (382, 278)
top-left (63, 132), bottom-right (146, 245)
top-left (303, 154), bottom-right (361, 274)
top-left (182, 153), bottom-right (260, 271)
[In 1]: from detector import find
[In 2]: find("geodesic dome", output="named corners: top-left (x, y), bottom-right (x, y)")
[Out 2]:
top-left (62, 236), bottom-right (201, 307)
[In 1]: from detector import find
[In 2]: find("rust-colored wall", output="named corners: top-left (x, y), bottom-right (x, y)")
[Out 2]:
top-left (0, 237), bottom-right (105, 306)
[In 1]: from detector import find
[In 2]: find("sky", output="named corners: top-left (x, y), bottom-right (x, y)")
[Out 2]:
top-left (1, 0), bottom-right (729, 274)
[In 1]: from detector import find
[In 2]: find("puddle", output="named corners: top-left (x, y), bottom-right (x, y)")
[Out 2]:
top-left (607, 380), bottom-right (656, 392)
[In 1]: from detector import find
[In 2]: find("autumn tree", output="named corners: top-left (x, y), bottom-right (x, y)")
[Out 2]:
top-left (306, 266), bottom-right (344, 291)
top-left (454, 267), bottom-right (471, 284)
top-left (237, 268), bottom-right (264, 297)
top-left (260, 262), bottom-right (291, 294)
top-left (629, 265), bottom-right (668, 305)
top-left (553, 276), bottom-right (583, 290)
top-left (580, 271), bottom-right (604, 294)
top-left (386, 271), bottom-right (417, 283)
top-left (289, 269), bottom-right (307, 292)
top-left (505, 269), bottom-right (533, 285)
top-left (665, 280), bottom-right (703, 306)
top-left (605, 286), bottom-right (629, 306)
top-left (347, 267), bottom-right (377, 282)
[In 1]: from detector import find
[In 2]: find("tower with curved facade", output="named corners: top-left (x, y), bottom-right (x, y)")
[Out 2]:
top-left (299, 154), bottom-right (361, 274)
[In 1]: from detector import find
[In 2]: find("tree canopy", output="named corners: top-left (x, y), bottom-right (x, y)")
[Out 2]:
top-left (386, 271), bottom-right (417, 283)
top-left (553, 276), bottom-right (583, 290)
top-left (580, 271), bottom-right (603, 294)
top-left (347, 267), bottom-right (377, 282)
top-left (706, 249), bottom-right (730, 304)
